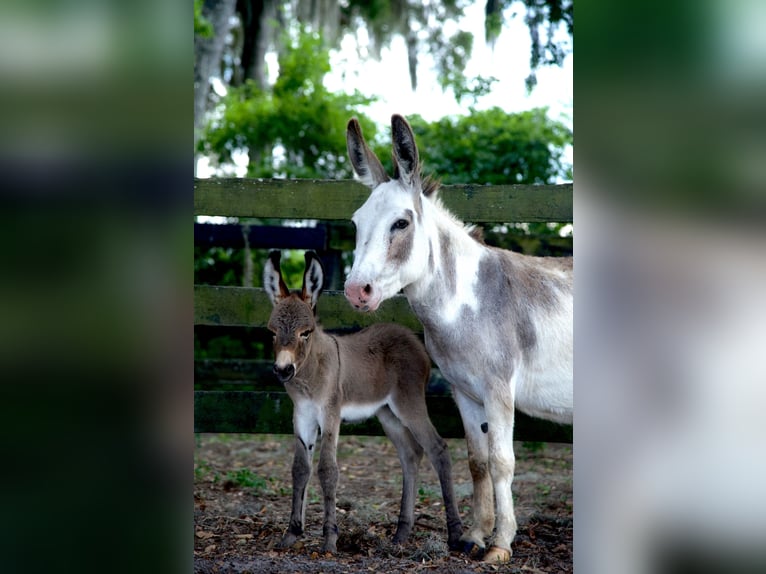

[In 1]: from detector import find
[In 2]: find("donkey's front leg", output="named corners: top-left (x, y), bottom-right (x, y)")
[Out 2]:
top-left (277, 433), bottom-right (315, 549)
top-left (452, 387), bottom-right (495, 555)
top-left (482, 388), bottom-right (518, 563)
top-left (317, 419), bottom-right (341, 553)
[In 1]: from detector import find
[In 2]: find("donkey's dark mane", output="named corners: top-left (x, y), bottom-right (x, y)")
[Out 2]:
top-left (391, 157), bottom-right (440, 198)
top-left (422, 173), bottom-right (440, 197)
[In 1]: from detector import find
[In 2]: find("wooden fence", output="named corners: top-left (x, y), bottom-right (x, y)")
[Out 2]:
top-left (194, 178), bottom-right (573, 443)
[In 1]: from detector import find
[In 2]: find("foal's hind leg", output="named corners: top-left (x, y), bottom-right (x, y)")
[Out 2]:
top-left (376, 405), bottom-right (423, 545)
top-left (395, 404), bottom-right (464, 550)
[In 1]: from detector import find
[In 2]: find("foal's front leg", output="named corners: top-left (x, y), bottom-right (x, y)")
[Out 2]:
top-left (277, 432), bottom-right (316, 549)
top-left (317, 417), bottom-right (341, 553)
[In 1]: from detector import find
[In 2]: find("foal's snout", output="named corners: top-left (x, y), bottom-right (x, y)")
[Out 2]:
top-left (344, 281), bottom-right (378, 312)
top-left (273, 362), bottom-right (295, 383)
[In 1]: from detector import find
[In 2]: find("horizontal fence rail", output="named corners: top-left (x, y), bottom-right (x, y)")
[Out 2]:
top-left (194, 358), bottom-right (573, 442)
top-left (194, 391), bottom-right (573, 442)
top-left (194, 178), bottom-right (573, 223)
top-left (195, 285), bottom-right (422, 331)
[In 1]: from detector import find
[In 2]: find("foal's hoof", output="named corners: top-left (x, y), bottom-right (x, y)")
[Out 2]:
top-left (275, 534), bottom-right (298, 550)
top-left (320, 542), bottom-right (337, 555)
top-left (484, 545), bottom-right (512, 562)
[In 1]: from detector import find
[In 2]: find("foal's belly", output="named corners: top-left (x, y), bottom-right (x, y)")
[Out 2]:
top-left (340, 399), bottom-right (387, 423)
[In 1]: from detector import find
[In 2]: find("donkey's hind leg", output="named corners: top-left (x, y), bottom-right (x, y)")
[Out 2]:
top-left (376, 405), bottom-right (423, 545)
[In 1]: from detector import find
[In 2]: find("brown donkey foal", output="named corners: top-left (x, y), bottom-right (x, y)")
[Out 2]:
top-left (263, 250), bottom-right (463, 554)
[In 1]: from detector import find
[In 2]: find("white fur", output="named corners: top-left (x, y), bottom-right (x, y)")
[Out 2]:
top-left (275, 349), bottom-right (295, 370)
top-left (349, 183), bottom-right (431, 308)
top-left (292, 397), bottom-right (321, 448)
top-left (341, 399), bottom-right (388, 423)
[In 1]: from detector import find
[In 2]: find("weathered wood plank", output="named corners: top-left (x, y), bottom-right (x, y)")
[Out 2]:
top-left (194, 285), bottom-right (423, 331)
top-left (195, 359), bottom-right (453, 396)
top-left (194, 178), bottom-right (573, 223)
top-left (194, 390), bottom-right (573, 443)
top-left (195, 358), bottom-right (273, 384)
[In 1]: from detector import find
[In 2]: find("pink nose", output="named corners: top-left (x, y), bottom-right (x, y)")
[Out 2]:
top-left (344, 282), bottom-right (374, 310)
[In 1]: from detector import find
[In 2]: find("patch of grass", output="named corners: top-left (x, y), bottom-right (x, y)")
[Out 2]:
top-left (207, 433), bottom-right (253, 443)
top-left (522, 441), bottom-right (546, 454)
top-left (418, 486), bottom-right (440, 504)
top-left (194, 460), bottom-right (213, 480)
top-left (225, 469), bottom-right (269, 491)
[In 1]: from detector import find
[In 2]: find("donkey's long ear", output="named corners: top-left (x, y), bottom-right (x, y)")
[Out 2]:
top-left (391, 114), bottom-right (419, 187)
top-left (346, 118), bottom-right (390, 188)
top-left (263, 250), bottom-right (290, 306)
top-left (301, 251), bottom-right (325, 310)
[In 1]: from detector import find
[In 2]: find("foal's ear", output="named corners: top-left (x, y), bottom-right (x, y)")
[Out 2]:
top-left (346, 118), bottom-right (390, 188)
top-left (301, 251), bottom-right (325, 310)
top-left (263, 250), bottom-right (290, 306)
top-left (391, 114), bottom-right (419, 187)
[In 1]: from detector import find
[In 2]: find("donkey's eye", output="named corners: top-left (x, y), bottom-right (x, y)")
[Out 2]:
top-left (391, 219), bottom-right (409, 231)
top-left (300, 330), bottom-right (313, 340)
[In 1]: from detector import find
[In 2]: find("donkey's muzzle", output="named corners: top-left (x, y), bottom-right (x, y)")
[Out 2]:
top-left (273, 363), bottom-right (295, 383)
top-left (344, 282), bottom-right (379, 312)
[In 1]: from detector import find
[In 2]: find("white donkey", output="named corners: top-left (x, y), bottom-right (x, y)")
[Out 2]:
top-left (343, 115), bottom-right (573, 562)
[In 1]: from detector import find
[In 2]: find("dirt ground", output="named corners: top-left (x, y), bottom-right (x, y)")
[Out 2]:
top-left (194, 434), bottom-right (572, 573)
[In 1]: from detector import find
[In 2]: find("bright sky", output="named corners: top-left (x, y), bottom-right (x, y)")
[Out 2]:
top-left (325, 2), bottom-right (572, 128)
top-left (198, 3), bottom-right (572, 178)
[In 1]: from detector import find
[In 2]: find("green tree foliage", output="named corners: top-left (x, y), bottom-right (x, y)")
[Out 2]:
top-left (371, 107), bottom-right (572, 185)
top-left (198, 28), bottom-right (376, 178)
top-left (194, 0), bottom-right (213, 37)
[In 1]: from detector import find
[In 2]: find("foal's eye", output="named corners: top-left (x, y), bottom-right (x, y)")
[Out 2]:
top-left (300, 330), bottom-right (312, 340)
top-left (391, 219), bottom-right (409, 231)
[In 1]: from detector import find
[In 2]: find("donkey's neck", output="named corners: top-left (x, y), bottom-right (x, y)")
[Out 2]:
top-left (404, 197), bottom-right (486, 323)
top-left (292, 330), bottom-right (340, 392)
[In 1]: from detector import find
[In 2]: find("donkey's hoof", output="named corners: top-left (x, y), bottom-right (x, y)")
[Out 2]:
top-left (484, 545), bottom-right (512, 562)
top-left (461, 541), bottom-right (485, 558)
